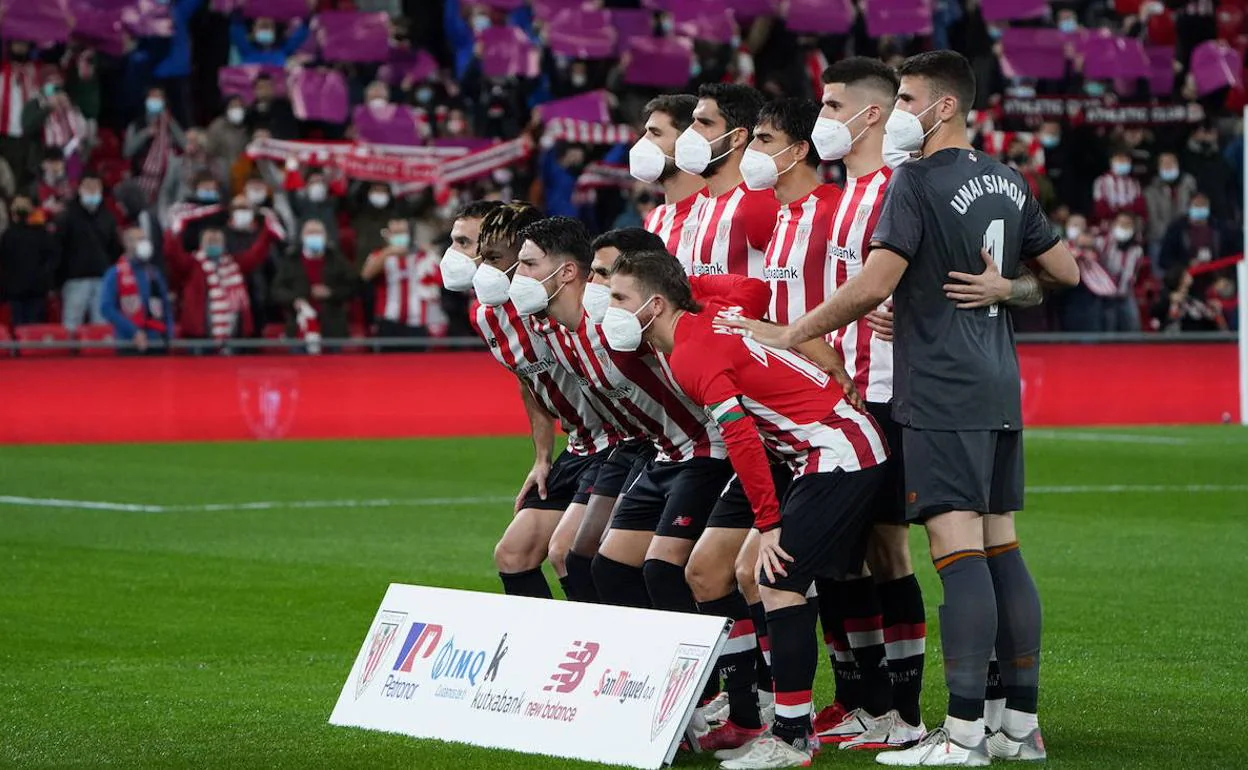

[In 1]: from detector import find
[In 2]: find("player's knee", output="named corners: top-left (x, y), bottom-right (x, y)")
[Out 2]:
top-left (758, 584), bottom-right (805, 613)
top-left (547, 538), bottom-right (570, 575)
top-left (867, 530), bottom-right (914, 581)
top-left (734, 550), bottom-right (756, 590)
top-left (494, 534), bottom-right (541, 573)
top-left (685, 555), bottom-right (732, 603)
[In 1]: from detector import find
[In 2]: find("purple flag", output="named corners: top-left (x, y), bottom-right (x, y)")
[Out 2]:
top-left (242, 0), bottom-right (312, 21)
top-left (68, 2), bottom-right (125, 56)
top-left (289, 68), bottom-right (349, 123)
top-left (219, 65), bottom-right (288, 104)
top-left (377, 48), bottom-right (438, 87)
top-left (674, 10), bottom-right (738, 45)
top-left (610, 9), bottom-right (654, 44)
top-left (727, 0), bottom-right (778, 20)
top-left (865, 0), bottom-right (933, 37)
top-left (315, 11), bottom-right (390, 64)
top-left (1078, 31), bottom-right (1149, 81)
top-left (624, 36), bottom-right (693, 88)
top-left (478, 0), bottom-right (527, 9)
top-left (532, 0), bottom-right (585, 22)
top-left (212, 0), bottom-right (241, 11)
top-left (786, 0), bottom-right (854, 35)
top-left (1000, 28), bottom-right (1067, 80)
top-left (352, 104), bottom-right (424, 146)
top-left (536, 91), bottom-right (611, 123)
top-left (0, 0), bottom-right (71, 44)
top-left (546, 10), bottom-right (617, 59)
top-left (479, 26), bottom-right (540, 78)
top-left (1145, 46), bottom-right (1176, 96)
top-left (980, 0), bottom-right (1048, 22)
top-left (121, 0), bottom-right (174, 38)
top-left (1190, 41), bottom-right (1243, 96)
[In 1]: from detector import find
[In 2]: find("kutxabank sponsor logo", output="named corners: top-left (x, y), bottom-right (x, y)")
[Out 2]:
top-left (651, 643), bottom-right (710, 740)
top-left (355, 610), bottom-right (407, 700)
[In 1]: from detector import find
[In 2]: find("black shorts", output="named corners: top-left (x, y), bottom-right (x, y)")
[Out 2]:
top-left (611, 456), bottom-right (735, 540)
top-left (761, 466), bottom-right (886, 593)
top-left (587, 440), bottom-right (656, 500)
top-left (709, 462), bottom-right (794, 530)
top-left (902, 428), bottom-right (1024, 521)
top-left (517, 450), bottom-right (603, 512)
top-left (867, 401), bottom-right (907, 526)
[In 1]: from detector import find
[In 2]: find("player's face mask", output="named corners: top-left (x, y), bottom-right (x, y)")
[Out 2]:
top-left (675, 126), bottom-right (741, 176)
top-left (602, 296), bottom-right (658, 352)
top-left (885, 101), bottom-right (940, 154)
top-left (509, 263), bottom-right (568, 316)
top-left (582, 282), bottom-right (612, 323)
top-left (810, 106), bottom-right (870, 162)
top-left (883, 132), bottom-right (917, 170)
top-left (629, 137), bottom-right (673, 184)
top-left (739, 143), bottom-right (798, 191)
top-left (472, 262), bottom-right (517, 306)
top-left (440, 247), bottom-right (480, 292)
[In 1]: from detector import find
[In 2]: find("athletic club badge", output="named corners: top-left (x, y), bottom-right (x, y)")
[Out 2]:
top-left (355, 610), bottom-right (407, 700)
top-left (651, 643), bottom-right (709, 740)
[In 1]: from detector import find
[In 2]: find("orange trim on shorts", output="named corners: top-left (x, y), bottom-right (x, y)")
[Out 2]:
top-left (932, 549), bottom-right (986, 571)
top-left (986, 541), bottom-right (1020, 559)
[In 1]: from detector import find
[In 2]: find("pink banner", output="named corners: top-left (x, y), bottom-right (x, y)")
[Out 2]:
top-left (535, 90), bottom-right (611, 123)
top-left (0, 0), bottom-right (71, 43)
top-left (315, 11), bottom-right (390, 63)
top-left (624, 36), bottom-right (694, 87)
top-left (785, 0), bottom-right (854, 34)
top-left (980, 0), bottom-right (1048, 22)
top-left (1190, 41), bottom-right (1243, 96)
top-left (219, 65), bottom-right (288, 104)
top-left (242, 0), bottom-right (310, 21)
top-left (479, 26), bottom-right (540, 78)
top-left (1000, 27), bottom-right (1067, 80)
top-left (865, 0), bottom-right (933, 37)
top-left (674, 10), bottom-right (738, 45)
top-left (546, 13), bottom-right (616, 59)
top-left (288, 67), bottom-right (349, 123)
top-left (1078, 31), bottom-right (1150, 80)
top-left (610, 9), bottom-right (655, 43)
top-left (377, 48), bottom-right (439, 87)
top-left (1146, 46), bottom-right (1176, 96)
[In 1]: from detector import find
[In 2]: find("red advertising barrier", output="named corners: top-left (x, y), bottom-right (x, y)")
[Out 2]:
top-left (0, 344), bottom-right (1238, 445)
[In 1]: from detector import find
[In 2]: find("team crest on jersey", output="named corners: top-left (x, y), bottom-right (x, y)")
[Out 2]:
top-left (715, 220), bottom-right (732, 243)
top-left (852, 203), bottom-right (873, 232)
top-left (794, 224), bottom-right (811, 246)
top-left (681, 223), bottom-right (697, 247)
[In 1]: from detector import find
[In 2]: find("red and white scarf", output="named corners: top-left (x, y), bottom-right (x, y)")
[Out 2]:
top-left (139, 113), bottom-right (173, 202)
top-left (43, 105), bottom-right (88, 150)
top-left (200, 253), bottom-right (250, 340)
top-left (117, 258), bottom-right (166, 334)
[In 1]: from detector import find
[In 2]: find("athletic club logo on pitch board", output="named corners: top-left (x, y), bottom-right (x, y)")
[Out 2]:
top-left (355, 611), bottom-right (407, 700)
top-left (237, 368), bottom-right (299, 439)
top-left (650, 643), bottom-right (709, 740)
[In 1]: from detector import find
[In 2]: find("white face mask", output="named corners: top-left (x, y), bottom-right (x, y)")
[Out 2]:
top-left (440, 247), bottom-right (479, 292)
top-left (885, 102), bottom-right (940, 154)
top-left (1065, 225), bottom-right (1083, 241)
top-left (675, 126), bottom-right (739, 176)
top-left (882, 132), bottom-right (916, 170)
top-left (227, 106), bottom-right (246, 125)
top-left (231, 209), bottom-right (254, 229)
top-left (472, 262), bottom-right (516, 306)
top-left (368, 191), bottom-right (390, 208)
top-left (307, 183), bottom-right (327, 202)
top-left (629, 137), bottom-right (672, 184)
top-left (810, 106), bottom-right (869, 162)
top-left (602, 297), bottom-right (657, 352)
top-left (739, 144), bottom-right (796, 191)
top-left (368, 97), bottom-right (388, 111)
top-left (1112, 226), bottom-right (1134, 242)
top-left (508, 265), bottom-right (566, 316)
top-left (582, 282), bottom-right (612, 323)
top-left (246, 188), bottom-right (267, 205)
top-left (134, 240), bottom-right (154, 261)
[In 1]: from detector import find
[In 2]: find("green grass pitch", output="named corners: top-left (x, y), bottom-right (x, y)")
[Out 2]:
top-left (1, 427), bottom-right (1245, 769)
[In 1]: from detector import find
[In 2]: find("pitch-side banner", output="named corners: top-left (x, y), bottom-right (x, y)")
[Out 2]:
top-left (329, 584), bottom-right (730, 769)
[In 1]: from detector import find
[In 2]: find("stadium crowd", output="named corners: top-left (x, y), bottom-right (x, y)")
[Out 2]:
top-left (0, 0), bottom-right (1242, 353)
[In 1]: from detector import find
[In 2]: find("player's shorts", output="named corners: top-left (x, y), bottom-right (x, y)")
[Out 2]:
top-left (517, 450), bottom-right (604, 512)
top-left (709, 462), bottom-right (794, 530)
top-left (866, 401), bottom-right (907, 526)
top-left (586, 440), bottom-right (656, 500)
top-left (901, 427), bottom-right (1024, 521)
top-left (760, 465), bottom-right (886, 594)
top-left (611, 456), bottom-right (735, 540)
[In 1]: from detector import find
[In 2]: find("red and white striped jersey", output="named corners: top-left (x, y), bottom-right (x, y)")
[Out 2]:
top-left (469, 301), bottom-right (617, 456)
top-left (535, 309), bottom-right (726, 463)
top-left (675, 182), bottom-right (778, 278)
top-left (0, 62), bottom-right (36, 139)
top-left (828, 167), bottom-right (895, 403)
top-left (373, 250), bottom-right (447, 331)
top-left (644, 190), bottom-right (706, 255)
top-left (762, 184), bottom-right (841, 326)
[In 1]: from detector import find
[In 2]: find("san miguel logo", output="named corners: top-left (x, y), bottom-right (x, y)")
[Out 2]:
top-left (651, 643), bottom-right (709, 740)
top-left (355, 610), bottom-right (407, 700)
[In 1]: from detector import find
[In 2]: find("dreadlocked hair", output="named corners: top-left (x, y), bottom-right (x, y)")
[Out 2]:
top-left (478, 201), bottom-right (545, 252)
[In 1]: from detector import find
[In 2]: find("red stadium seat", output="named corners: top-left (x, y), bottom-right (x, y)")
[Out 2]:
top-left (15, 324), bottom-right (72, 358)
top-left (0, 301), bottom-right (10, 331)
top-left (0, 324), bottom-right (11, 357)
top-left (76, 324), bottom-right (118, 356)
top-left (96, 157), bottom-right (131, 189)
top-left (261, 322), bottom-right (294, 356)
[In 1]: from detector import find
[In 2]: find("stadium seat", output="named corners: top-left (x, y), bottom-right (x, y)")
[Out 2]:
top-left (76, 324), bottom-right (118, 356)
top-left (262, 322), bottom-right (294, 356)
top-left (0, 324), bottom-right (11, 357)
top-left (96, 157), bottom-right (130, 189)
top-left (0, 301), bottom-right (10, 331)
top-left (15, 324), bottom-right (72, 358)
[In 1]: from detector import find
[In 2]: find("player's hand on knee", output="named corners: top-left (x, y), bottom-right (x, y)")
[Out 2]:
top-left (514, 460), bottom-right (551, 512)
top-left (943, 248), bottom-right (1012, 308)
top-left (865, 305), bottom-right (894, 342)
top-left (756, 528), bottom-right (793, 583)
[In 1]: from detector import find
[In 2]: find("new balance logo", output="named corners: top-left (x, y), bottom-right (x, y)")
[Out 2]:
top-left (672, 516), bottom-right (693, 527)
top-left (543, 641), bottom-right (600, 694)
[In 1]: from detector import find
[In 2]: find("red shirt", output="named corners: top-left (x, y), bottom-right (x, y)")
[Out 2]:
top-left (669, 275), bottom-right (888, 530)
top-left (676, 182), bottom-right (778, 278)
top-left (762, 184), bottom-right (841, 326)
top-left (644, 191), bottom-right (705, 256)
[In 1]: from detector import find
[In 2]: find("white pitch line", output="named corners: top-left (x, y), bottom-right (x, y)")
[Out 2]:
top-left (1030, 484), bottom-right (1248, 494)
top-left (0, 495), bottom-right (513, 513)
top-left (1025, 430), bottom-right (1191, 445)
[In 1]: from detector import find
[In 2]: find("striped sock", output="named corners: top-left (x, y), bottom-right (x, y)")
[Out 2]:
top-left (841, 576), bottom-right (891, 717)
top-left (878, 573), bottom-right (926, 726)
top-left (766, 603), bottom-right (818, 744)
top-left (699, 591), bottom-right (761, 729)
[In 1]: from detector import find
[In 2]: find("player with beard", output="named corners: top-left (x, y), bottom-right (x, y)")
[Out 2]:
top-left (439, 201), bottom-right (624, 603)
top-left (605, 250), bottom-right (887, 769)
top-left (628, 95), bottom-right (707, 253)
top-left (719, 51), bottom-right (1079, 766)
top-left (674, 83), bottom-right (779, 278)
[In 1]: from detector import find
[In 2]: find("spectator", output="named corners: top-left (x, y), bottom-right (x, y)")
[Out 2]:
top-left (99, 226), bottom-right (172, 352)
top-left (1007, 137), bottom-right (1056, 213)
top-left (243, 171), bottom-right (296, 236)
top-left (287, 166), bottom-right (343, 244)
top-left (205, 96), bottom-right (250, 172)
top-left (225, 193), bottom-right (282, 336)
top-left (159, 128), bottom-right (230, 225)
top-left (349, 182), bottom-right (404, 265)
top-left (230, 15), bottom-right (311, 68)
top-left (1144, 152), bottom-right (1198, 256)
top-left (56, 172), bottom-right (122, 331)
top-left (1094, 213), bottom-right (1146, 332)
top-left (166, 224), bottom-right (274, 342)
top-left (1092, 150), bottom-right (1147, 224)
top-left (124, 87), bottom-right (188, 203)
top-left (1057, 214), bottom-right (1105, 332)
top-left (1181, 122), bottom-right (1235, 222)
top-left (22, 71), bottom-right (91, 170)
top-left (149, 0), bottom-right (205, 127)
top-left (1159, 193), bottom-right (1235, 271)
top-left (272, 219), bottom-right (355, 340)
top-left (114, 179), bottom-right (166, 273)
top-left (32, 148), bottom-right (73, 221)
top-left (248, 74), bottom-right (298, 139)
top-left (1152, 264), bottom-right (1226, 332)
top-left (360, 216), bottom-right (443, 346)
top-left (352, 81), bottom-right (426, 146)
top-left (0, 40), bottom-right (39, 184)
top-left (0, 194), bottom-right (56, 325)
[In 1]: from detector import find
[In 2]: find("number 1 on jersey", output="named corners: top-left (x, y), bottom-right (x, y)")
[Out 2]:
top-left (983, 218), bottom-right (1005, 318)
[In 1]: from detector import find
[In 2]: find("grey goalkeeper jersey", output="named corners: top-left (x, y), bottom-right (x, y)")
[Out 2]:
top-left (870, 148), bottom-right (1060, 432)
